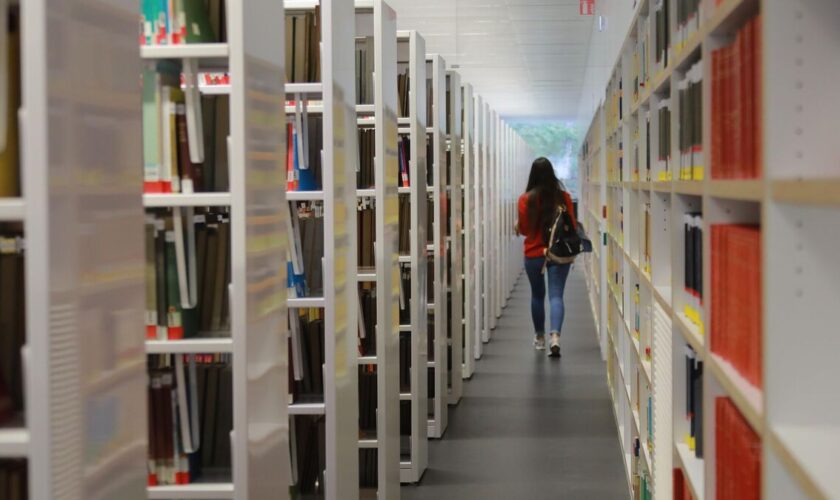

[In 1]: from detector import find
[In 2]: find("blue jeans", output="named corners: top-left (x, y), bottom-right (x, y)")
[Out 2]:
top-left (524, 257), bottom-right (571, 336)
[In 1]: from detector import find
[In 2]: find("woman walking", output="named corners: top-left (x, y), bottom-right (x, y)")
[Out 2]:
top-left (515, 157), bottom-right (576, 357)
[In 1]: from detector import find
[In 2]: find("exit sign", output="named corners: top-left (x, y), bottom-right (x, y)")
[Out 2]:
top-left (580, 0), bottom-right (595, 15)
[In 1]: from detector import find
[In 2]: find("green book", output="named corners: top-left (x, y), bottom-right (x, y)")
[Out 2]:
top-left (181, 0), bottom-right (216, 43)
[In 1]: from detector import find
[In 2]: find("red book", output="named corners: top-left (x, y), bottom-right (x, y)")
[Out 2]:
top-left (716, 397), bottom-right (761, 499)
top-left (740, 25), bottom-right (754, 180)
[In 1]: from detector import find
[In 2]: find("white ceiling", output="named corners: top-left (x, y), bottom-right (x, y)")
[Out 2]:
top-left (386, 0), bottom-right (596, 121)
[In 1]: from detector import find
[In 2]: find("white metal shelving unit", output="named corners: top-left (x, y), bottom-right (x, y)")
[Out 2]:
top-left (460, 83), bottom-right (476, 378)
top-left (425, 53), bottom-right (448, 440)
top-left (282, 1), bottom-right (362, 499)
top-left (581, 0), bottom-right (840, 498)
top-left (20, 2), bottom-right (148, 499)
top-left (396, 29), bottom-right (429, 485)
top-left (355, 1), bottom-right (400, 496)
top-left (140, 1), bottom-right (290, 499)
top-left (445, 70), bottom-right (463, 406)
top-left (479, 99), bottom-right (492, 346)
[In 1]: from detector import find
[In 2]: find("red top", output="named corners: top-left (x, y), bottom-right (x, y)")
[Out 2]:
top-left (518, 190), bottom-right (576, 258)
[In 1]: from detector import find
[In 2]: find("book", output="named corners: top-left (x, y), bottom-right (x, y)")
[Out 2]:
top-left (355, 37), bottom-right (375, 105)
top-left (683, 212), bottom-right (703, 324)
top-left (711, 16), bottom-right (762, 179)
top-left (141, 0), bottom-right (219, 46)
top-left (284, 9), bottom-right (321, 83)
top-left (715, 397), bottom-right (761, 499)
top-left (148, 354), bottom-right (233, 486)
top-left (710, 224), bottom-right (762, 388)
top-left (146, 209), bottom-right (231, 340)
top-left (677, 62), bottom-right (703, 180)
top-left (290, 415), bottom-right (326, 495)
top-left (0, 459), bottom-right (27, 500)
top-left (657, 99), bottom-right (672, 180)
top-left (0, 17), bottom-right (19, 198)
top-left (0, 234), bottom-right (24, 425)
top-left (683, 345), bottom-right (703, 458)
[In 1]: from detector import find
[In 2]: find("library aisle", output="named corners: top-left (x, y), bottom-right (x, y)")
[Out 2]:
top-left (403, 269), bottom-right (627, 500)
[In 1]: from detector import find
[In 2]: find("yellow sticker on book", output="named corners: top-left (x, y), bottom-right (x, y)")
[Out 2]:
top-left (693, 166), bottom-right (704, 181)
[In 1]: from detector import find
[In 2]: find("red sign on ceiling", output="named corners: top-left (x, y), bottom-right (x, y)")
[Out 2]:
top-left (580, 0), bottom-right (595, 15)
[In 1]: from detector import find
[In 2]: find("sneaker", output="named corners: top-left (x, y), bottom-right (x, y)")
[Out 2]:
top-left (534, 335), bottom-right (546, 350)
top-left (548, 332), bottom-right (561, 357)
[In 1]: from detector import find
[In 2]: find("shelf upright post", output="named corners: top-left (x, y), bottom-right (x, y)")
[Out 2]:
top-left (23, 1), bottom-right (148, 499)
top-left (322, 0), bottom-right (361, 498)
top-left (598, 108), bottom-right (609, 359)
top-left (472, 93), bottom-right (485, 356)
top-left (426, 54), bottom-right (448, 439)
top-left (229, 0), bottom-right (290, 497)
top-left (398, 29), bottom-right (429, 484)
top-left (481, 100), bottom-right (492, 344)
top-left (446, 70), bottom-right (463, 406)
top-left (369, 0), bottom-right (400, 495)
top-left (461, 83), bottom-right (476, 378)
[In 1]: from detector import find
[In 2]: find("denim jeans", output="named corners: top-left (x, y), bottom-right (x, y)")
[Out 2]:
top-left (524, 256), bottom-right (572, 336)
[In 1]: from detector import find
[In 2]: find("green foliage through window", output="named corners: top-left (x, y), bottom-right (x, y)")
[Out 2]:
top-left (511, 122), bottom-right (583, 199)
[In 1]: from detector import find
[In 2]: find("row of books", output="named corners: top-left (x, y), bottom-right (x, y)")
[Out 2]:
top-left (286, 116), bottom-right (323, 192)
top-left (143, 66), bottom-right (230, 193)
top-left (147, 354), bottom-right (233, 486)
top-left (140, 0), bottom-right (222, 46)
top-left (715, 397), bottom-right (761, 500)
top-left (290, 415), bottom-right (325, 496)
top-left (144, 209), bottom-right (231, 340)
top-left (358, 286), bottom-right (377, 357)
top-left (674, 0), bottom-right (702, 53)
top-left (398, 264), bottom-right (412, 324)
top-left (285, 9), bottom-right (321, 84)
top-left (287, 202), bottom-right (324, 299)
top-left (0, 14), bottom-right (19, 198)
top-left (653, 0), bottom-right (670, 73)
top-left (357, 206), bottom-right (375, 269)
top-left (398, 195), bottom-right (411, 255)
top-left (632, 16), bottom-right (651, 103)
top-left (632, 437), bottom-right (652, 500)
top-left (656, 100), bottom-right (672, 180)
top-left (356, 38), bottom-right (375, 105)
top-left (397, 69), bottom-right (410, 118)
top-left (0, 460), bottom-right (26, 500)
top-left (683, 212), bottom-right (703, 322)
top-left (677, 62), bottom-right (703, 181)
top-left (710, 16), bottom-right (762, 179)
top-left (357, 129), bottom-right (376, 189)
top-left (684, 345), bottom-right (704, 459)
top-left (0, 234), bottom-right (24, 427)
top-left (289, 309), bottom-right (325, 404)
top-left (710, 224), bottom-right (762, 388)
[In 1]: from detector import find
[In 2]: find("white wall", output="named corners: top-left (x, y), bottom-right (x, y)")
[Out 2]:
top-left (576, 0), bottom-right (637, 127)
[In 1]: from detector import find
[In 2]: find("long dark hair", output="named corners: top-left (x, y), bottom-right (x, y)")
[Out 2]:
top-left (524, 157), bottom-right (564, 236)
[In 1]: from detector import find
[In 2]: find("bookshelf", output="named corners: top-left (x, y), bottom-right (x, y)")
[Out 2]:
top-left (5, 2), bottom-right (148, 499)
top-left (473, 94), bottom-right (488, 353)
top-left (445, 70), bottom-right (463, 406)
top-left (460, 83), bottom-right (476, 378)
top-left (425, 54), bottom-right (448, 440)
top-left (283, 1), bottom-right (361, 499)
top-left (354, 1), bottom-right (400, 496)
top-left (140, 0), bottom-right (290, 498)
top-left (395, 29), bottom-right (429, 485)
top-left (480, 101), bottom-right (493, 344)
top-left (582, 0), bottom-right (840, 499)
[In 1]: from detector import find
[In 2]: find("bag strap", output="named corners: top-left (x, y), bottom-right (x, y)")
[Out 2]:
top-left (541, 207), bottom-right (565, 275)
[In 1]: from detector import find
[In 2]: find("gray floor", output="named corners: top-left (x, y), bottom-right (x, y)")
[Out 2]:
top-left (403, 267), bottom-right (627, 500)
